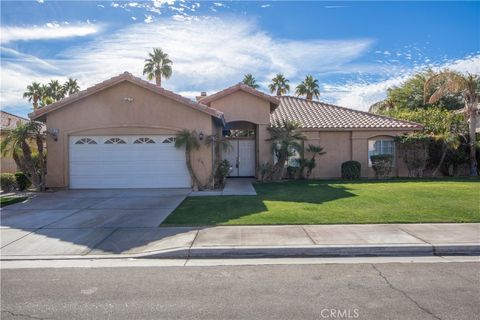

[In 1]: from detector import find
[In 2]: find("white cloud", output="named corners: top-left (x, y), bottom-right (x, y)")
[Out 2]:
top-left (153, 0), bottom-right (175, 8)
top-left (260, 4), bottom-right (270, 8)
top-left (36, 0), bottom-right (44, 3)
top-left (1, 22), bottom-right (102, 44)
top-left (131, 16), bottom-right (137, 21)
top-left (97, 4), bottom-right (105, 8)
top-left (213, 2), bottom-right (225, 7)
top-left (144, 15), bottom-right (154, 23)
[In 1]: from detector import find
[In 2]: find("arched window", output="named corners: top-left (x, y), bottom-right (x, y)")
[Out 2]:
top-left (162, 137), bottom-right (176, 144)
top-left (104, 138), bottom-right (127, 144)
top-left (133, 137), bottom-right (156, 144)
top-left (75, 138), bottom-right (97, 145)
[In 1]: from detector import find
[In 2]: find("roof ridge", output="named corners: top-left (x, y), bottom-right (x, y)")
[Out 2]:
top-left (200, 82), bottom-right (280, 105)
top-left (279, 95), bottom-right (423, 128)
top-left (1, 110), bottom-right (30, 121)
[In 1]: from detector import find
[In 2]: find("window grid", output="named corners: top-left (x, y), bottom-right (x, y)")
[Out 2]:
top-left (133, 137), bottom-right (155, 144)
top-left (104, 138), bottom-right (127, 144)
top-left (368, 140), bottom-right (395, 166)
top-left (75, 138), bottom-right (97, 145)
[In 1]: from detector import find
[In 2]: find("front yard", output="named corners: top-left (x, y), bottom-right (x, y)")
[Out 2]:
top-left (162, 178), bottom-right (480, 225)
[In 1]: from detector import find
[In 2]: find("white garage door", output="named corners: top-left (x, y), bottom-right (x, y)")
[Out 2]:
top-left (69, 135), bottom-right (191, 189)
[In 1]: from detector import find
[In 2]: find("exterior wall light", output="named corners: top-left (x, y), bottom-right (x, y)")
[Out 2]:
top-left (124, 97), bottom-right (134, 103)
top-left (47, 128), bottom-right (59, 141)
top-left (198, 132), bottom-right (205, 141)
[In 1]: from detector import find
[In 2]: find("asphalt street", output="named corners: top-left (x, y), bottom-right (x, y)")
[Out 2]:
top-left (1, 261), bottom-right (479, 320)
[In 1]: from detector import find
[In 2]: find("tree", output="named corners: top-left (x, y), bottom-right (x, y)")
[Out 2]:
top-left (63, 78), bottom-right (80, 96)
top-left (46, 80), bottom-right (65, 101)
top-left (174, 129), bottom-right (202, 190)
top-left (424, 70), bottom-right (479, 176)
top-left (242, 74), bottom-right (259, 89)
top-left (143, 48), bottom-right (173, 87)
top-left (295, 75), bottom-right (320, 100)
top-left (266, 120), bottom-right (306, 180)
top-left (23, 82), bottom-right (44, 110)
top-left (302, 144), bottom-right (326, 179)
top-left (268, 74), bottom-right (290, 96)
top-left (0, 122), bottom-right (46, 191)
top-left (205, 133), bottom-right (232, 188)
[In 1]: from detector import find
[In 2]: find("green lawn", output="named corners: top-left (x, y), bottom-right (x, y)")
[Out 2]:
top-left (162, 178), bottom-right (480, 226)
top-left (0, 196), bottom-right (27, 207)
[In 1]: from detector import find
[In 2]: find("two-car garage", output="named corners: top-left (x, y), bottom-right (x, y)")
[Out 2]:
top-left (69, 135), bottom-right (190, 189)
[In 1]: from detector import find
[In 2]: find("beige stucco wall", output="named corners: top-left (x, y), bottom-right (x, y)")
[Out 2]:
top-left (44, 81), bottom-right (215, 188)
top-left (300, 129), bottom-right (412, 179)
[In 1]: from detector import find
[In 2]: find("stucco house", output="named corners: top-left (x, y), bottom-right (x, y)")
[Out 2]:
top-left (1, 111), bottom-right (30, 173)
top-left (29, 72), bottom-right (422, 189)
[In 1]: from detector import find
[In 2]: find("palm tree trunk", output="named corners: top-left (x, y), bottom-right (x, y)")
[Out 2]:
top-left (156, 75), bottom-right (161, 87)
top-left (33, 96), bottom-right (38, 110)
top-left (306, 93), bottom-right (312, 100)
top-left (432, 142), bottom-right (448, 177)
top-left (468, 103), bottom-right (478, 176)
top-left (185, 149), bottom-right (201, 190)
top-left (36, 134), bottom-right (46, 191)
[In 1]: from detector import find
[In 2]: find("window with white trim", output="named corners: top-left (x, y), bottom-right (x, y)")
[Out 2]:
top-left (104, 138), bottom-right (126, 144)
top-left (368, 139), bottom-right (395, 166)
top-left (75, 138), bottom-right (97, 145)
top-left (133, 137), bottom-right (155, 144)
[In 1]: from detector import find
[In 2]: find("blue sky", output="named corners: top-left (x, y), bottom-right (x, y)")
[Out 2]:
top-left (1, 0), bottom-right (479, 117)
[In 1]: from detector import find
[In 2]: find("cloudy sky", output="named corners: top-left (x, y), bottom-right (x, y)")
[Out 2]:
top-left (1, 0), bottom-right (479, 118)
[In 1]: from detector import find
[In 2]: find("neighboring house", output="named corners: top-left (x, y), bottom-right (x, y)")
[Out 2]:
top-left (29, 72), bottom-right (422, 189)
top-left (1, 111), bottom-right (30, 173)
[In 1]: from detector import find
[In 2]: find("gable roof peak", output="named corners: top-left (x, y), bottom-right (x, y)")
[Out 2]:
top-left (200, 82), bottom-right (280, 106)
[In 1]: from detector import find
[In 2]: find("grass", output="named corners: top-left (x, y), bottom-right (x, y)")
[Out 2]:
top-left (162, 178), bottom-right (480, 226)
top-left (0, 196), bottom-right (28, 207)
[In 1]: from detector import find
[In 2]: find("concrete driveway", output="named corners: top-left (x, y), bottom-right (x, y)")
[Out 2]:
top-left (0, 189), bottom-right (192, 256)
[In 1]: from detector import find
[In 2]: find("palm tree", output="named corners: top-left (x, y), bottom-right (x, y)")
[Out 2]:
top-left (143, 48), bottom-right (173, 87)
top-left (205, 133), bottom-right (232, 188)
top-left (242, 74), bottom-right (259, 89)
top-left (295, 75), bottom-right (320, 100)
top-left (266, 120), bottom-right (306, 180)
top-left (424, 70), bottom-right (479, 176)
top-left (1, 122), bottom-right (46, 191)
top-left (46, 80), bottom-right (66, 101)
top-left (23, 82), bottom-right (44, 110)
top-left (174, 129), bottom-right (202, 190)
top-left (303, 144), bottom-right (326, 179)
top-left (268, 74), bottom-right (290, 96)
top-left (63, 78), bottom-right (80, 96)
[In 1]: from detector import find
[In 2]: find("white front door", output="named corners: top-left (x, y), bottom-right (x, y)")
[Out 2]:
top-left (223, 139), bottom-right (256, 177)
top-left (69, 135), bottom-right (191, 189)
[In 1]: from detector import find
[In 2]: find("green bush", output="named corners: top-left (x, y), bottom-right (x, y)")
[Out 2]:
top-left (341, 161), bottom-right (361, 180)
top-left (287, 166), bottom-right (300, 180)
top-left (258, 162), bottom-right (273, 182)
top-left (214, 160), bottom-right (231, 188)
top-left (370, 154), bottom-right (394, 179)
top-left (15, 172), bottom-right (31, 191)
top-left (1, 173), bottom-right (17, 192)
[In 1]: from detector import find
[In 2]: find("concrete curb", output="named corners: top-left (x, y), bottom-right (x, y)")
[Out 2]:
top-left (1, 243), bottom-right (479, 261)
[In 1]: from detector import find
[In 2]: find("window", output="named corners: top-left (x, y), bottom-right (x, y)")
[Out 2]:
top-left (75, 138), bottom-right (97, 145)
top-left (104, 138), bottom-right (126, 144)
top-left (368, 139), bottom-right (395, 166)
top-left (133, 137), bottom-right (155, 144)
top-left (287, 146), bottom-right (301, 168)
top-left (162, 137), bottom-right (176, 144)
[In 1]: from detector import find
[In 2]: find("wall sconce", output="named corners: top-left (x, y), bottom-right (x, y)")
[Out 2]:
top-left (124, 97), bottom-right (134, 103)
top-left (47, 128), bottom-right (59, 141)
top-left (198, 132), bottom-right (205, 141)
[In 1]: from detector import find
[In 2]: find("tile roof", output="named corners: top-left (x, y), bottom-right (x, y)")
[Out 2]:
top-left (200, 83), bottom-right (280, 106)
top-left (271, 96), bottom-right (423, 130)
top-left (1, 111), bottom-right (29, 130)
top-left (29, 72), bottom-right (224, 121)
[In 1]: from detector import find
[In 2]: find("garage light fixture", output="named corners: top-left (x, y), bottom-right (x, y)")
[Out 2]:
top-left (47, 128), bottom-right (59, 141)
top-left (198, 132), bottom-right (204, 141)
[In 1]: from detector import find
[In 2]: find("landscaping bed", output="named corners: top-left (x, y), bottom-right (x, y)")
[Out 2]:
top-left (162, 178), bottom-right (480, 225)
top-left (0, 196), bottom-right (28, 207)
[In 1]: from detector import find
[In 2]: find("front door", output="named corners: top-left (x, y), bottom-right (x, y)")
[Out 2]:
top-left (223, 139), bottom-right (255, 177)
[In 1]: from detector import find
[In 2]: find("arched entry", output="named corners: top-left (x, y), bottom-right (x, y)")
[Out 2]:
top-left (222, 121), bottom-right (256, 177)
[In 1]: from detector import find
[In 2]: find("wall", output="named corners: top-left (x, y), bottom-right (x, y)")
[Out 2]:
top-left (44, 81), bottom-right (215, 188)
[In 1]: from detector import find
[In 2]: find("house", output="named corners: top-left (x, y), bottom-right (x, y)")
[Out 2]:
top-left (29, 72), bottom-right (422, 189)
top-left (1, 111), bottom-right (30, 173)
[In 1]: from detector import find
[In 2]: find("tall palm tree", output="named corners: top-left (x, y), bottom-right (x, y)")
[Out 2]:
top-left (23, 82), bottom-right (44, 110)
top-left (63, 78), bottom-right (80, 96)
top-left (46, 80), bottom-right (66, 101)
top-left (295, 75), bottom-right (320, 100)
top-left (174, 129), bottom-right (202, 190)
top-left (143, 48), bottom-right (173, 87)
top-left (266, 120), bottom-right (306, 180)
top-left (1, 122), bottom-right (46, 191)
top-left (242, 74), bottom-right (259, 89)
top-left (268, 73), bottom-right (290, 96)
top-left (424, 70), bottom-right (479, 176)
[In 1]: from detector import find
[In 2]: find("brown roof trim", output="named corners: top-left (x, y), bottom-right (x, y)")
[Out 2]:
top-left (29, 72), bottom-right (224, 121)
top-left (199, 83), bottom-right (280, 106)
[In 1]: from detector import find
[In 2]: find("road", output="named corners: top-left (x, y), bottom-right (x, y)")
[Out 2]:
top-left (1, 261), bottom-right (479, 320)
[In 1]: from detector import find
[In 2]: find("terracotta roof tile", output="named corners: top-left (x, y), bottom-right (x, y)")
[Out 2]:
top-left (29, 72), bottom-right (224, 121)
top-left (271, 96), bottom-right (423, 130)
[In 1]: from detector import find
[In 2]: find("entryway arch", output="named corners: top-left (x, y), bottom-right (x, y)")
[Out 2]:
top-left (222, 121), bottom-right (256, 177)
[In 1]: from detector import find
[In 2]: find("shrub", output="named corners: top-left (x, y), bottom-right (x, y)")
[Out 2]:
top-left (341, 161), bottom-right (361, 180)
top-left (304, 158), bottom-right (316, 179)
top-left (1, 173), bottom-right (17, 192)
top-left (15, 172), bottom-right (31, 191)
top-left (258, 162), bottom-right (273, 182)
top-left (214, 160), bottom-right (231, 188)
top-left (370, 154), bottom-right (394, 179)
top-left (287, 166), bottom-right (300, 180)
top-left (395, 134), bottom-right (430, 178)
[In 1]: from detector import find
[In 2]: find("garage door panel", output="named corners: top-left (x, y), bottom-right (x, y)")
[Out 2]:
top-left (69, 135), bottom-right (191, 189)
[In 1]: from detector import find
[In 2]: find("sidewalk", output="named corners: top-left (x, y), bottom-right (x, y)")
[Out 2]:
top-left (1, 223), bottom-right (479, 260)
